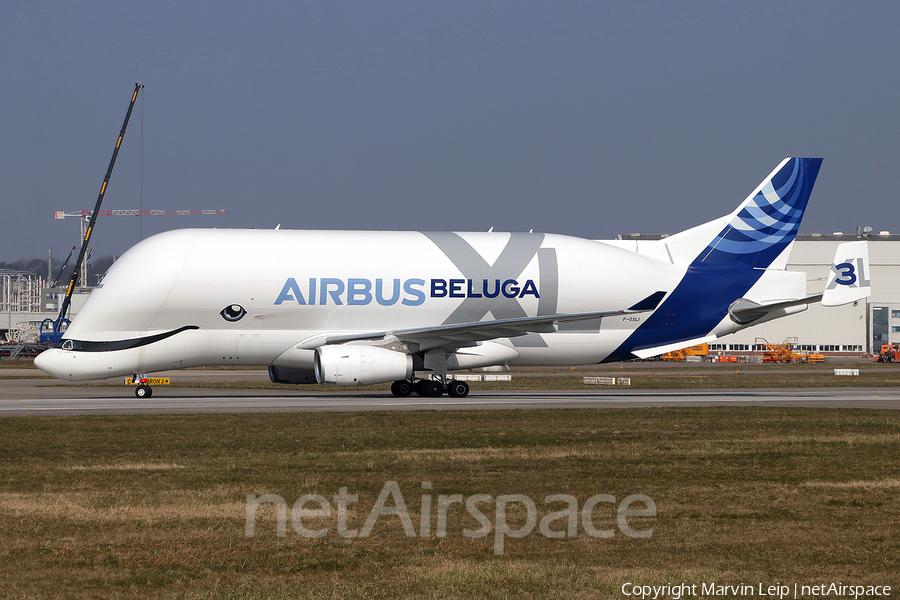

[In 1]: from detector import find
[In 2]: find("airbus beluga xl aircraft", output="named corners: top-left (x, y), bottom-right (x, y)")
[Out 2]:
top-left (35, 157), bottom-right (870, 398)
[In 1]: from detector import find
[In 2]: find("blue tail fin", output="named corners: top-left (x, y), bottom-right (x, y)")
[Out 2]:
top-left (605, 157), bottom-right (823, 362)
top-left (698, 157), bottom-right (822, 268)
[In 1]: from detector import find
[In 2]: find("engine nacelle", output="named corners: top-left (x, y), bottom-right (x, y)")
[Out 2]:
top-left (314, 345), bottom-right (413, 386)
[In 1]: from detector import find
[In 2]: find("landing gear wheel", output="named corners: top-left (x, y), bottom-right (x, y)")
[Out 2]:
top-left (135, 384), bottom-right (152, 399)
top-left (415, 379), bottom-right (429, 397)
top-left (391, 380), bottom-right (413, 397)
top-left (424, 381), bottom-right (444, 398)
top-left (446, 380), bottom-right (469, 398)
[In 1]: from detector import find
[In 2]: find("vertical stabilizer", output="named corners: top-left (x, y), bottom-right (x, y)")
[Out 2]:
top-left (663, 158), bottom-right (822, 269)
top-left (607, 157), bottom-right (824, 361)
top-left (698, 157), bottom-right (822, 268)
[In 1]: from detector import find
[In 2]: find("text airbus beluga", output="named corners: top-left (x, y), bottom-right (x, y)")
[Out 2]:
top-left (36, 158), bottom-right (870, 398)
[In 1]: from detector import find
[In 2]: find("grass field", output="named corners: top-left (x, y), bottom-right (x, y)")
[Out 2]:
top-left (1, 407), bottom-right (898, 598)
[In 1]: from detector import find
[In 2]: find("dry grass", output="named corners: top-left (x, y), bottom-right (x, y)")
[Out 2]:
top-left (0, 408), bottom-right (898, 598)
top-left (0, 359), bottom-right (34, 369)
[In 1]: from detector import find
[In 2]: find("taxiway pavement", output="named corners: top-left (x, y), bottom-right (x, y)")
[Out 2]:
top-left (1, 370), bottom-right (898, 415)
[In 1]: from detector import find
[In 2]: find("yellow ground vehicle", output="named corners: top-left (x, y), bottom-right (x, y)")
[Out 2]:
top-left (661, 344), bottom-right (709, 361)
top-left (756, 337), bottom-right (825, 363)
top-left (756, 337), bottom-right (799, 363)
top-left (874, 344), bottom-right (900, 363)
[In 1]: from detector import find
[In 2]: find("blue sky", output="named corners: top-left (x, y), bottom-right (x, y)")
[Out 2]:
top-left (2, 1), bottom-right (897, 261)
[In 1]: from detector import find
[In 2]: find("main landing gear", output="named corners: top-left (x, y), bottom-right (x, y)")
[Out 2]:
top-left (445, 379), bottom-right (470, 398)
top-left (390, 377), bottom-right (470, 398)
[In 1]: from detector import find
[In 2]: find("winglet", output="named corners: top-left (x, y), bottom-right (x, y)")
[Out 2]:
top-left (822, 241), bottom-right (871, 307)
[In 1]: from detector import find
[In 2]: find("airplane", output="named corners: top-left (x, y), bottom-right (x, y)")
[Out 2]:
top-left (35, 157), bottom-right (870, 399)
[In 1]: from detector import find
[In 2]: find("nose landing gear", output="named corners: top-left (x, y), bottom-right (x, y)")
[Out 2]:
top-left (133, 375), bottom-right (152, 398)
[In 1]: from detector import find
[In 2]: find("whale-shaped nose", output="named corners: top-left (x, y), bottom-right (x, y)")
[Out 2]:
top-left (34, 348), bottom-right (73, 380)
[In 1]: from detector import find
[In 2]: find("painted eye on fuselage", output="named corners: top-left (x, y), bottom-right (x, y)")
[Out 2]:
top-left (220, 304), bottom-right (247, 322)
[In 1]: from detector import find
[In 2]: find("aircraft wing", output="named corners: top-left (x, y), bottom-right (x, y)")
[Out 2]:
top-left (319, 308), bottom-right (647, 353)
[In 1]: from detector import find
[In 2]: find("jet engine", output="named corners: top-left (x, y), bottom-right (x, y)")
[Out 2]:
top-left (314, 345), bottom-right (413, 386)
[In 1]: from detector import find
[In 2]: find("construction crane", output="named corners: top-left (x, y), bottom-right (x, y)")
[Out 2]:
top-left (53, 209), bottom-right (229, 286)
top-left (56, 83), bottom-right (143, 327)
top-left (45, 83), bottom-right (227, 345)
top-left (51, 246), bottom-right (77, 287)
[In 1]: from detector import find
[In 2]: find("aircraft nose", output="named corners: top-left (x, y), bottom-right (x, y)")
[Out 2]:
top-left (34, 349), bottom-right (70, 380)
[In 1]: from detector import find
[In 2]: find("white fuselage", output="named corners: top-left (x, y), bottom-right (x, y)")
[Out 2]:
top-left (37, 158), bottom-right (858, 386)
top-left (36, 228), bottom-right (699, 381)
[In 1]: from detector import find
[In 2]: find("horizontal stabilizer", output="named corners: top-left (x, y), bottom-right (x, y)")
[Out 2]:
top-left (727, 240), bottom-right (871, 325)
top-left (822, 241), bottom-right (870, 307)
top-left (729, 296), bottom-right (815, 325)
